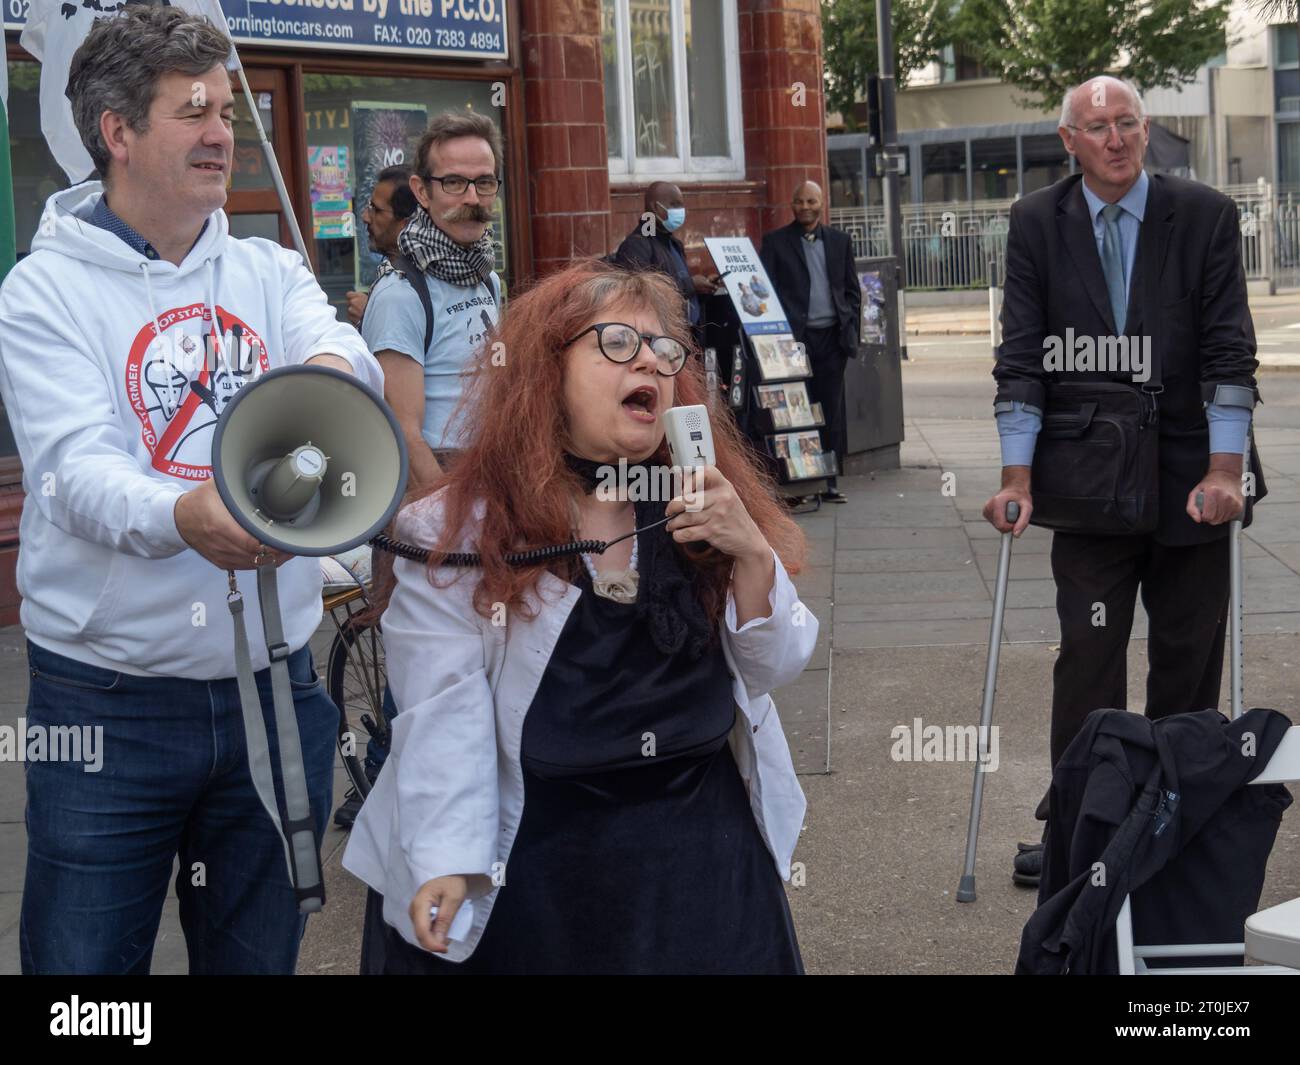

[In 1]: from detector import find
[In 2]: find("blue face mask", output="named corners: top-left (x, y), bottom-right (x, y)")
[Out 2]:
top-left (662, 206), bottom-right (686, 232)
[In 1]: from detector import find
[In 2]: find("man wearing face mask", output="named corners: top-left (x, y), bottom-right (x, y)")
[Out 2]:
top-left (612, 181), bottom-right (718, 338)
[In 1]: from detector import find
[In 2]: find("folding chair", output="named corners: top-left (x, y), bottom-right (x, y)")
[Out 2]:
top-left (1116, 472), bottom-right (1300, 974)
top-left (1114, 725), bottom-right (1300, 974)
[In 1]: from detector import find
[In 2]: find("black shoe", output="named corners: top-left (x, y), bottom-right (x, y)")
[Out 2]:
top-left (1012, 841), bottom-right (1043, 887)
top-left (334, 786), bottom-right (363, 830)
top-left (820, 489), bottom-right (847, 503)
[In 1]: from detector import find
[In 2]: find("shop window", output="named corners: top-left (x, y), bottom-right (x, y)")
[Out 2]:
top-left (971, 137), bottom-right (1016, 200)
top-left (301, 74), bottom-right (508, 312)
top-left (230, 90), bottom-right (276, 192)
top-left (602, 0), bottom-right (743, 180)
top-left (3, 58), bottom-right (60, 464)
top-left (5, 59), bottom-right (62, 260)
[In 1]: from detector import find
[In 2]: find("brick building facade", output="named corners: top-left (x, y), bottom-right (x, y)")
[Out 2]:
top-left (523, 0), bottom-right (829, 277)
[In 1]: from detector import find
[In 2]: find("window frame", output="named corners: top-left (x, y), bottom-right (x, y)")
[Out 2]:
top-left (604, 0), bottom-right (745, 184)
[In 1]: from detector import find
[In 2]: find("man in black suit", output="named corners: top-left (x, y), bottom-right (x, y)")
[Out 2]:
top-left (760, 181), bottom-right (862, 502)
top-left (983, 76), bottom-right (1263, 886)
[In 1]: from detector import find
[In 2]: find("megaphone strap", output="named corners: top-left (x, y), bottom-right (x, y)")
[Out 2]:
top-left (226, 566), bottom-right (326, 915)
top-left (226, 585), bottom-right (293, 878)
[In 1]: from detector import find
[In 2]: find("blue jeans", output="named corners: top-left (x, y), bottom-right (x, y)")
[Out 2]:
top-left (20, 640), bottom-right (337, 974)
top-left (363, 685), bottom-right (398, 778)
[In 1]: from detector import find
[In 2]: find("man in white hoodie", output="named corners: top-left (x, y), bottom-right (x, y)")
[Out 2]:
top-left (0, 7), bottom-right (382, 974)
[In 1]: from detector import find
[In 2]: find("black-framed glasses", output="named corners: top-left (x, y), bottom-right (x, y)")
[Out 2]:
top-left (420, 173), bottom-right (502, 196)
top-left (362, 199), bottom-right (394, 217)
top-left (563, 322), bottom-right (689, 376)
top-left (1066, 117), bottom-right (1143, 141)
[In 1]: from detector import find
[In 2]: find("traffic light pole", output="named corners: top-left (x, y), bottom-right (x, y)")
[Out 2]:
top-left (875, 0), bottom-right (908, 360)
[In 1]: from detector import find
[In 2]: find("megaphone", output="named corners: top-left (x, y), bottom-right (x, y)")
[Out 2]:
top-left (212, 364), bottom-right (408, 555)
top-left (208, 364), bottom-right (407, 915)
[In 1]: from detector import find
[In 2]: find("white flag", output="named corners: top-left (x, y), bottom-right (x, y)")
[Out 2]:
top-left (20, 0), bottom-right (240, 185)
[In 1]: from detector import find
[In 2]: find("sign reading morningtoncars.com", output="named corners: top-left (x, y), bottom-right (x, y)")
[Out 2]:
top-left (2, 0), bottom-right (509, 60)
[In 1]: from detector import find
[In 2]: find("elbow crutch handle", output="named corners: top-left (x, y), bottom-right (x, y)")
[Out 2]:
top-left (1005, 500), bottom-right (1020, 524)
top-left (1195, 490), bottom-right (1244, 522)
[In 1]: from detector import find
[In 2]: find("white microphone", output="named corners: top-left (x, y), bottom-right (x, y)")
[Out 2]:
top-left (664, 404), bottom-right (716, 468)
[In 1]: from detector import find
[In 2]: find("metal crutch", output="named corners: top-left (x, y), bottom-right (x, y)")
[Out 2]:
top-left (1197, 435), bottom-right (1250, 721)
top-left (957, 500), bottom-right (1019, 903)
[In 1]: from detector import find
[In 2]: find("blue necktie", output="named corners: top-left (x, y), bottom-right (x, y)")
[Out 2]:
top-left (1100, 203), bottom-right (1126, 334)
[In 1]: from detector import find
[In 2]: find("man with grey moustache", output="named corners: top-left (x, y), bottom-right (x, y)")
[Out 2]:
top-left (983, 76), bottom-right (1264, 887)
top-left (362, 110), bottom-right (503, 490)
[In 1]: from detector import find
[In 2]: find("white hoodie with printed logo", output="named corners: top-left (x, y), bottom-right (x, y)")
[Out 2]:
top-left (0, 183), bottom-right (383, 680)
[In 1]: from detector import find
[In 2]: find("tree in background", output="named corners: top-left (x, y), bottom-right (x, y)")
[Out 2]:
top-left (955, 0), bottom-right (1232, 111)
top-left (821, 0), bottom-right (954, 128)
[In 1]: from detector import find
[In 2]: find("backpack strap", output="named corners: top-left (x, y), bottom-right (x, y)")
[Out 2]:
top-left (387, 251), bottom-right (435, 354)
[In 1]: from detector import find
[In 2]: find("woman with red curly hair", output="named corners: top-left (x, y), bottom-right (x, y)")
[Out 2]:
top-left (344, 260), bottom-right (819, 974)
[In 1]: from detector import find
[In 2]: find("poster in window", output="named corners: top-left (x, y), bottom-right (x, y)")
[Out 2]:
top-left (308, 146), bottom-right (354, 240)
top-left (352, 102), bottom-right (428, 287)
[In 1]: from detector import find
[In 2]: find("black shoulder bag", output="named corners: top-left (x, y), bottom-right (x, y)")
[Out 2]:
top-left (1028, 264), bottom-right (1163, 536)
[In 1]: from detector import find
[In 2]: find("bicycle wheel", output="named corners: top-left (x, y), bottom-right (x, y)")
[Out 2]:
top-left (328, 616), bottom-right (387, 801)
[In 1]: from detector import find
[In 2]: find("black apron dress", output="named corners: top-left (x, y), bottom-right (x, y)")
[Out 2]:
top-left (381, 567), bottom-right (803, 974)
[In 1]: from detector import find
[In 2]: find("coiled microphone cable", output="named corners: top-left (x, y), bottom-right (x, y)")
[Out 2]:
top-left (369, 514), bottom-right (672, 568)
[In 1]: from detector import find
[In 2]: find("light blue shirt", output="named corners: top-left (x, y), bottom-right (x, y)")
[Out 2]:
top-left (362, 268), bottom-right (500, 450)
top-left (997, 170), bottom-right (1250, 466)
top-left (1080, 169), bottom-right (1147, 300)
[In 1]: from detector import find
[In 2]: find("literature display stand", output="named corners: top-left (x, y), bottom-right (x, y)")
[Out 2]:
top-left (703, 237), bottom-right (836, 496)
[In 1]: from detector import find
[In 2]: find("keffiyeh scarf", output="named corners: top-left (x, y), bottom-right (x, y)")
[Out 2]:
top-left (375, 206), bottom-right (495, 288)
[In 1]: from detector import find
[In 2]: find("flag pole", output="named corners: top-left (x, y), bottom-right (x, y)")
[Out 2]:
top-left (228, 50), bottom-right (312, 269)
top-left (0, 74), bottom-right (15, 285)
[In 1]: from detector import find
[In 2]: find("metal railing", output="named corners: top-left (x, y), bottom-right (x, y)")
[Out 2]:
top-left (831, 201), bottom-right (1012, 290)
top-left (830, 180), bottom-right (1291, 291)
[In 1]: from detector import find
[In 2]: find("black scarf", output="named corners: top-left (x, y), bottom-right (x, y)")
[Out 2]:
top-left (563, 453), bottom-right (712, 660)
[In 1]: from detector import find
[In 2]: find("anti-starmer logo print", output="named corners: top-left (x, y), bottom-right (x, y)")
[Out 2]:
top-left (126, 303), bottom-right (270, 480)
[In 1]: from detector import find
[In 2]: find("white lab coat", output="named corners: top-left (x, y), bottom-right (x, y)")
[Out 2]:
top-left (343, 492), bottom-right (818, 963)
